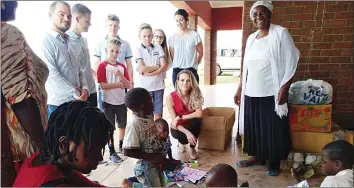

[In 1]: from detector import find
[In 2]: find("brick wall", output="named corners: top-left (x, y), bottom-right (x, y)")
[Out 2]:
top-left (241, 1), bottom-right (354, 128)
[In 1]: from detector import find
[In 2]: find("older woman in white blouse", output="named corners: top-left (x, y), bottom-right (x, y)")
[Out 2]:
top-left (234, 1), bottom-right (299, 176)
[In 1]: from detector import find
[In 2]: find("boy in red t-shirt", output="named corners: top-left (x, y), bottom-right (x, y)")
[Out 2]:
top-left (96, 38), bottom-right (132, 163)
top-left (13, 101), bottom-right (113, 187)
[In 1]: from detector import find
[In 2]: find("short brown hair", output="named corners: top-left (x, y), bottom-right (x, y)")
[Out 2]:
top-left (72, 3), bottom-right (91, 15)
top-left (106, 14), bottom-right (120, 23)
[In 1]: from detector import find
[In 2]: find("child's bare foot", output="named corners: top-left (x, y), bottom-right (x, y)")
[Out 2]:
top-left (121, 178), bottom-right (133, 187)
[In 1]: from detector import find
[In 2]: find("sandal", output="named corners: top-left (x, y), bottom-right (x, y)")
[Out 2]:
top-left (235, 157), bottom-right (258, 168)
top-left (266, 169), bottom-right (280, 176)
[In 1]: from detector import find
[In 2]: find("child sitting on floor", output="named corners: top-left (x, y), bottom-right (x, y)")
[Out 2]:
top-left (205, 163), bottom-right (249, 187)
top-left (13, 101), bottom-right (112, 187)
top-left (121, 117), bottom-right (181, 187)
top-left (122, 88), bottom-right (167, 187)
top-left (291, 140), bottom-right (354, 187)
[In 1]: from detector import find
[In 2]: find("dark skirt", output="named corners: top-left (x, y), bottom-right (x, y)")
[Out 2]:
top-left (243, 95), bottom-right (291, 162)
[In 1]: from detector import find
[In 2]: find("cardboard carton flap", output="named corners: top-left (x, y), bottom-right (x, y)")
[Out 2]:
top-left (202, 107), bottom-right (235, 118)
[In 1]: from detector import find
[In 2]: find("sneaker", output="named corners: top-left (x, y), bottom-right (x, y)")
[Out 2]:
top-left (98, 160), bottom-right (108, 165)
top-left (178, 143), bottom-right (185, 153)
top-left (190, 148), bottom-right (198, 160)
top-left (110, 153), bottom-right (123, 163)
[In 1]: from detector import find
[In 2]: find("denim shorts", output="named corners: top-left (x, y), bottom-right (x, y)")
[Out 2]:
top-left (132, 160), bottom-right (162, 187)
top-left (149, 89), bottom-right (164, 115)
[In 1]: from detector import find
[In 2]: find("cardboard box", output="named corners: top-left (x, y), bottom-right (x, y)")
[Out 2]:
top-left (198, 107), bottom-right (235, 151)
top-left (291, 131), bottom-right (334, 153)
top-left (291, 122), bottom-right (342, 153)
top-left (289, 104), bottom-right (332, 132)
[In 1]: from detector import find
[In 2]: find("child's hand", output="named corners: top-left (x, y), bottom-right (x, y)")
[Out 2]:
top-left (291, 168), bottom-right (297, 178)
top-left (291, 168), bottom-right (301, 183)
top-left (114, 67), bottom-right (123, 78)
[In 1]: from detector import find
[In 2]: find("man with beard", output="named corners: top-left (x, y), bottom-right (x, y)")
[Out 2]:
top-left (40, 1), bottom-right (89, 118)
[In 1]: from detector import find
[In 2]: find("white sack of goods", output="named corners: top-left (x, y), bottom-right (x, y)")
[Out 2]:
top-left (288, 79), bottom-right (333, 105)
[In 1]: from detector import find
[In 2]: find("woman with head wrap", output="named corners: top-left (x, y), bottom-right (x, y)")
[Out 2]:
top-left (234, 1), bottom-right (299, 176)
top-left (1, 1), bottom-right (49, 186)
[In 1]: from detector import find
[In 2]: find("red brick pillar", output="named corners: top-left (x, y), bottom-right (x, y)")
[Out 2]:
top-left (188, 13), bottom-right (198, 32)
top-left (204, 29), bottom-right (217, 85)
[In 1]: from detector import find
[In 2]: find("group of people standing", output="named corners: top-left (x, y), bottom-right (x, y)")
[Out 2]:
top-left (5, 0), bottom-right (351, 187)
top-left (1, 0), bottom-right (204, 186)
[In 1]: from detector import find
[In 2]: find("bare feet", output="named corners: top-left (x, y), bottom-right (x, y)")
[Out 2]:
top-left (121, 178), bottom-right (133, 187)
top-left (190, 147), bottom-right (198, 160)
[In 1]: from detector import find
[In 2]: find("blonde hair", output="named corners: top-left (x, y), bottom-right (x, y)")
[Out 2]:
top-left (106, 37), bottom-right (121, 47)
top-left (106, 14), bottom-right (120, 23)
top-left (176, 70), bottom-right (204, 111)
top-left (139, 23), bottom-right (153, 35)
top-left (153, 29), bottom-right (170, 62)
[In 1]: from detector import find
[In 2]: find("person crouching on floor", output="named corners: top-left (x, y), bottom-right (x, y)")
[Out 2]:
top-left (13, 101), bottom-right (113, 187)
top-left (205, 163), bottom-right (249, 187)
top-left (291, 140), bottom-right (354, 187)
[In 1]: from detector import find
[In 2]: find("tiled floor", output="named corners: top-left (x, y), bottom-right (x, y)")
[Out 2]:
top-left (86, 83), bottom-right (325, 187)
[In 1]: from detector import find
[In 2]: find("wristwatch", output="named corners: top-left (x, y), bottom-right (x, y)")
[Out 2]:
top-left (179, 115), bottom-right (182, 119)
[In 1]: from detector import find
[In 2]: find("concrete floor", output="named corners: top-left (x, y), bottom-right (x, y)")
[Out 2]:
top-left (85, 83), bottom-right (325, 187)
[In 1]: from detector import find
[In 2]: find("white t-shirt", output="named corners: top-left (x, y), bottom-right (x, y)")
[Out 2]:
top-left (320, 169), bottom-right (353, 187)
top-left (245, 36), bottom-right (275, 97)
top-left (134, 44), bottom-right (165, 91)
top-left (168, 30), bottom-right (201, 69)
top-left (123, 115), bottom-right (163, 154)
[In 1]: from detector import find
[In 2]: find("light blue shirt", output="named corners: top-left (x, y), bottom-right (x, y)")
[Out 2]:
top-left (93, 35), bottom-right (133, 66)
top-left (66, 29), bottom-right (96, 95)
top-left (40, 29), bottom-right (88, 106)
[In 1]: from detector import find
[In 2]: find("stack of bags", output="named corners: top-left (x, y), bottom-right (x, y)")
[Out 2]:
top-left (288, 79), bottom-right (334, 153)
top-left (284, 79), bottom-right (334, 177)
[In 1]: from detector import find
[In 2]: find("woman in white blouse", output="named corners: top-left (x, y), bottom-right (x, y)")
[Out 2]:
top-left (168, 9), bottom-right (203, 87)
top-left (234, 1), bottom-right (299, 176)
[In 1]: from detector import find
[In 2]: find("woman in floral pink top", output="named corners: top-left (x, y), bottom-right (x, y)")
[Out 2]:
top-left (1, 1), bottom-right (49, 186)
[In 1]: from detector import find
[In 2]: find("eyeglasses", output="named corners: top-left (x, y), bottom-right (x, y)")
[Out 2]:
top-left (154, 35), bottom-right (164, 39)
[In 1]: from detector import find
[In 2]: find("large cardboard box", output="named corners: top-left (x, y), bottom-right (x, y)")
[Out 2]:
top-left (291, 132), bottom-right (333, 153)
top-left (198, 107), bottom-right (235, 151)
top-left (289, 104), bottom-right (332, 132)
top-left (291, 122), bottom-right (341, 153)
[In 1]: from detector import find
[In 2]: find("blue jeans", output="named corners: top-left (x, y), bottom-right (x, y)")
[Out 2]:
top-left (47, 105), bottom-right (58, 119)
top-left (149, 89), bottom-right (164, 116)
top-left (132, 160), bottom-right (161, 187)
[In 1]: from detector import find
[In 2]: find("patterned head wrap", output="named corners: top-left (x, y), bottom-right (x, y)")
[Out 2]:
top-left (250, 1), bottom-right (273, 21)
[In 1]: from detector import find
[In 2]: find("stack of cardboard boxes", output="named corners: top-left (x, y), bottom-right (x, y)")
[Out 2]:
top-left (289, 104), bottom-right (354, 152)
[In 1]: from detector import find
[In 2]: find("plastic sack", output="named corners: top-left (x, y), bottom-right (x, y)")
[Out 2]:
top-left (289, 180), bottom-right (310, 187)
top-left (288, 79), bottom-right (333, 105)
top-left (293, 153), bottom-right (305, 163)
